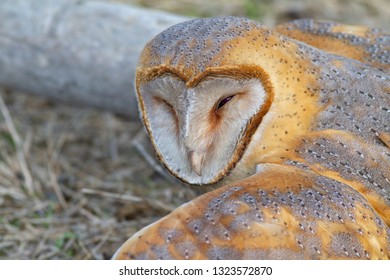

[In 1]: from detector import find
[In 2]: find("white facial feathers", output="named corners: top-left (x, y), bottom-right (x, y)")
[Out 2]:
top-left (139, 75), bottom-right (267, 184)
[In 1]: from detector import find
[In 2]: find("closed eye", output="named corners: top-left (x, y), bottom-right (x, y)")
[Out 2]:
top-left (216, 95), bottom-right (235, 110)
top-left (153, 96), bottom-right (178, 121)
top-left (154, 96), bottom-right (174, 110)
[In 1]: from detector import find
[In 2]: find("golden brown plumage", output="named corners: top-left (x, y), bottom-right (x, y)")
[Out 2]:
top-left (274, 19), bottom-right (390, 71)
top-left (113, 17), bottom-right (390, 259)
top-left (114, 164), bottom-right (389, 259)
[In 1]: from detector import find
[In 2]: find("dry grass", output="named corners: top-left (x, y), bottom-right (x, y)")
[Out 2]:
top-left (0, 0), bottom-right (388, 259)
top-left (0, 89), bottom-right (194, 259)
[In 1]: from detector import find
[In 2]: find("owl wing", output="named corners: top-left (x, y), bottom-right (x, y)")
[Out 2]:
top-left (112, 163), bottom-right (390, 260)
top-left (274, 19), bottom-right (389, 71)
top-left (290, 130), bottom-right (390, 226)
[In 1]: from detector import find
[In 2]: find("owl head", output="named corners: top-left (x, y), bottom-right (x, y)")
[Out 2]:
top-left (135, 17), bottom-right (301, 185)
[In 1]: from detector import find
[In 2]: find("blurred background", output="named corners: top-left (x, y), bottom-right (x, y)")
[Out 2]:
top-left (116, 0), bottom-right (390, 28)
top-left (0, 0), bottom-right (388, 259)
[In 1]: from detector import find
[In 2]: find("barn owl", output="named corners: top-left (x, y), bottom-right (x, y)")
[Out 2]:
top-left (113, 17), bottom-right (390, 259)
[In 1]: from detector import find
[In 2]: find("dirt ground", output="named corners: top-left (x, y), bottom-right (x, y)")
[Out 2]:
top-left (0, 0), bottom-right (388, 259)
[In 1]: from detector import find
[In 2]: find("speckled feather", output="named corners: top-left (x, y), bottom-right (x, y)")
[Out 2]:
top-left (114, 164), bottom-right (389, 259)
top-left (114, 17), bottom-right (390, 259)
top-left (274, 19), bottom-right (390, 71)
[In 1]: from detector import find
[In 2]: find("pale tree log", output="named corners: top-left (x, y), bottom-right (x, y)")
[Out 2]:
top-left (0, 0), bottom-right (188, 117)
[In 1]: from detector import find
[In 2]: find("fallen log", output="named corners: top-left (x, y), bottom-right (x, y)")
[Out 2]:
top-left (0, 0), bottom-right (187, 117)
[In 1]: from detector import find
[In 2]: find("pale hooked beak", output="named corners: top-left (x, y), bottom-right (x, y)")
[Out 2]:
top-left (189, 151), bottom-right (206, 176)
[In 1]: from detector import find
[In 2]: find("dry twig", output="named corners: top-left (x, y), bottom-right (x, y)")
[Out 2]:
top-left (0, 92), bottom-right (35, 197)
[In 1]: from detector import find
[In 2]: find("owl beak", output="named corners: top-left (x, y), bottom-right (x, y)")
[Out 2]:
top-left (189, 151), bottom-right (205, 176)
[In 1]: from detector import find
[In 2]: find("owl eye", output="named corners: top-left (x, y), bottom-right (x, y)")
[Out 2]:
top-left (216, 95), bottom-right (234, 110)
top-left (154, 96), bottom-right (174, 110)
